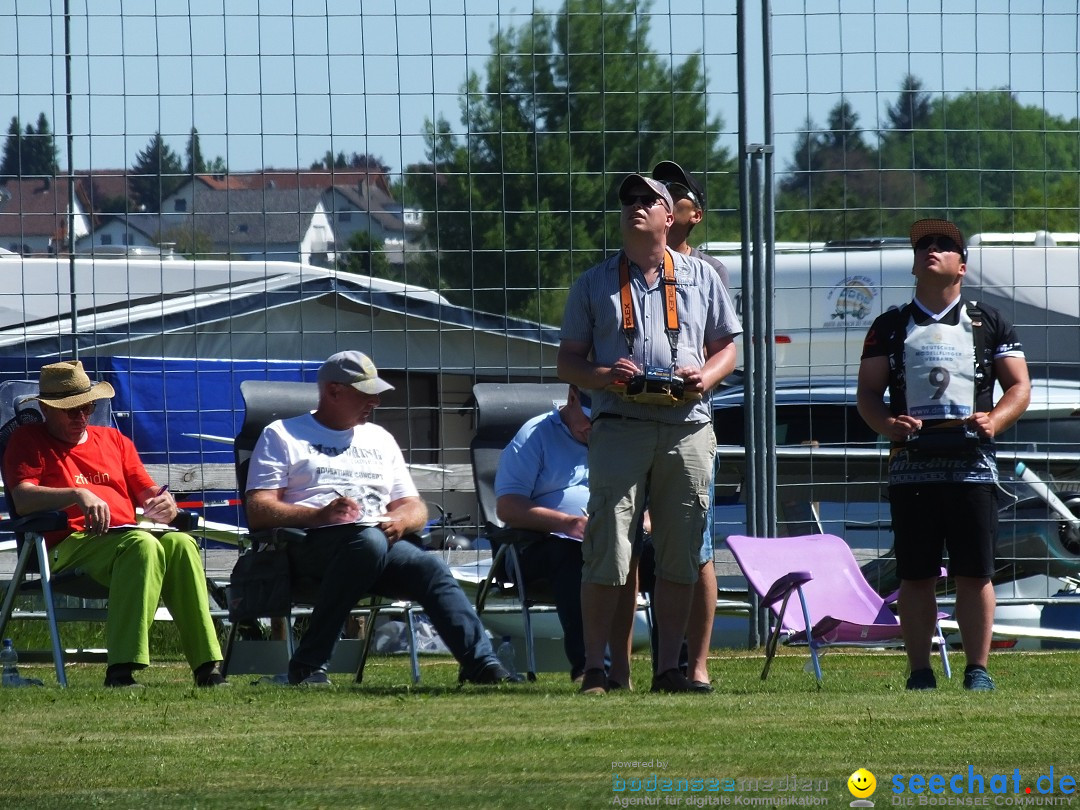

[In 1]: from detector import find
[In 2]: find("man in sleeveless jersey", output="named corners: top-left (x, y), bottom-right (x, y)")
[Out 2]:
top-left (856, 218), bottom-right (1031, 691)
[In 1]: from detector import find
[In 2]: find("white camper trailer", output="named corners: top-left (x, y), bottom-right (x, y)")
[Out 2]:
top-left (703, 232), bottom-right (1080, 380)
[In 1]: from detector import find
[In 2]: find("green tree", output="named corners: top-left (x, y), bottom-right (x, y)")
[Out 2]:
top-left (405, 0), bottom-right (737, 323)
top-left (0, 113), bottom-right (60, 179)
top-left (185, 127), bottom-right (207, 174)
top-left (311, 150), bottom-right (348, 171)
top-left (0, 117), bottom-right (20, 178)
top-left (338, 230), bottom-right (391, 278)
top-left (776, 75), bottom-right (1080, 242)
top-left (28, 112), bottom-right (60, 177)
top-left (161, 225), bottom-right (216, 260)
top-left (776, 101), bottom-right (896, 241)
top-left (130, 132), bottom-right (184, 212)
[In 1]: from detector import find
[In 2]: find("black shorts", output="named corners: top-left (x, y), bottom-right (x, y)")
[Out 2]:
top-left (889, 483), bottom-right (998, 579)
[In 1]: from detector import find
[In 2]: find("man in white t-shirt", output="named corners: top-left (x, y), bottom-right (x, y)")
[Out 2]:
top-left (245, 351), bottom-right (518, 686)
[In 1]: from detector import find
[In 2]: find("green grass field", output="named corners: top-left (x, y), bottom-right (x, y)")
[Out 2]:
top-left (2, 648), bottom-right (1078, 810)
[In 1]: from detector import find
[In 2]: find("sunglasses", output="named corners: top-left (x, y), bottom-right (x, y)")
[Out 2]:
top-left (663, 181), bottom-right (700, 206)
top-left (58, 403), bottom-right (96, 418)
top-left (620, 194), bottom-right (664, 209)
top-left (914, 234), bottom-right (962, 255)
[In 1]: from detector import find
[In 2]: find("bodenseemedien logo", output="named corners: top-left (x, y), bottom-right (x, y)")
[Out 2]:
top-left (849, 768), bottom-right (878, 807)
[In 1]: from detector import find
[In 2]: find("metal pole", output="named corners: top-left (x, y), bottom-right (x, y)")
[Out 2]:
top-left (760, 0), bottom-right (777, 538)
top-left (65, 0), bottom-right (78, 359)
top-left (735, 0), bottom-right (760, 649)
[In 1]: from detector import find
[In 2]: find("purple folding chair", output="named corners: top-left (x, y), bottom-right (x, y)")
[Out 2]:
top-left (726, 534), bottom-right (951, 684)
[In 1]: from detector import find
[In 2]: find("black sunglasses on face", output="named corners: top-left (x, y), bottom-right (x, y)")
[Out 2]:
top-left (914, 234), bottom-right (962, 254)
top-left (620, 194), bottom-right (664, 209)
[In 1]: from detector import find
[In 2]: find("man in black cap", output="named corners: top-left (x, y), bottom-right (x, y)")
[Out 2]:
top-left (652, 160), bottom-right (730, 289)
top-left (856, 218), bottom-right (1030, 692)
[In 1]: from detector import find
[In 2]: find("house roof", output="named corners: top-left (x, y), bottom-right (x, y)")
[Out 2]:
top-left (164, 186), bottom-right (329, 247)
top-left (0, 177), bottom-right (79, 243)
top-left (195, 168), bottom-right (392, 195)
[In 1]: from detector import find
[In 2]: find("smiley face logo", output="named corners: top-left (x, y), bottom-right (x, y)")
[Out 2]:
top-left (848, 768), bottom-right (877, 799)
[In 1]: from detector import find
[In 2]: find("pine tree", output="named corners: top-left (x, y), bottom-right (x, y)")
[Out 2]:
top-left (130, 132), bottom-right (184, 212)
top-left (185, 127), bottom-right (207, 174)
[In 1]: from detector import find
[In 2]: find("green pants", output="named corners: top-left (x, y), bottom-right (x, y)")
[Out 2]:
top-left (52, 530), bottom-right (222, 670)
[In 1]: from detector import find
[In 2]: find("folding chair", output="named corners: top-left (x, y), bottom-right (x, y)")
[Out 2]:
top-left (726, 533), bottom-right (951, 685)
top-left (221, 379), bottom-right (421, 683)
top-left (0, 379), bottom-right (194, 687)
top-left (470, 382), bottom-right (572, 681)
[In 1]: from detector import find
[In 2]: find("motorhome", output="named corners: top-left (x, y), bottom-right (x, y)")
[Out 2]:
top-left (702, 232), bottom-right (1080, 380)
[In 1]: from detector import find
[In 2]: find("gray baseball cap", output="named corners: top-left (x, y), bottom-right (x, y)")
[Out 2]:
top-left (618, 173), bottom-right (673, 211)
top-left (317, 351), bottom-right (395, 394)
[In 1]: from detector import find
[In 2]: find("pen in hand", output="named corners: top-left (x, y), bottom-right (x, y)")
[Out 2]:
top-left (155, 484), bottom-right (170, 498)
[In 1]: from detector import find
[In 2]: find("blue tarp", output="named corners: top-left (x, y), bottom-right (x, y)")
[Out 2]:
top-left (0, 355), bottom-right (323, 528)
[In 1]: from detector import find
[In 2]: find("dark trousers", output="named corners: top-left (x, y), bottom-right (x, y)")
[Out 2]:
top-left (637, 538), bottom-right (690, 675)
top-left (287, 525), bottom-right (497, 677)
top-left (516, 536), bottom-right (586, 679)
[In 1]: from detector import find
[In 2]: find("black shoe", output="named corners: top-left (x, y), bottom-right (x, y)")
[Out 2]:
top-left (288, 661), bottom-right (332, 687)
top-left (579, 667), bottom-right (609, 695)
top-left (905, 668), bottom-right (937, 690)
top-left (650, 668), bottom-right (699, 693)
top-left (690, 679), bottom-right (715, 693)
top-left (459, 661), bottom-right (524, 684)
top-left (194, 661), bottom-right (230, 688)
top-left (104, 664), bottom-right (145, 689)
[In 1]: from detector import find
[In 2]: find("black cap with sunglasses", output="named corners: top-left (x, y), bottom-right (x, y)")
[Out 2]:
top-left (652, 161), bottom-right (706, 209)
top-left (909, 218), bottom-right (967, 262)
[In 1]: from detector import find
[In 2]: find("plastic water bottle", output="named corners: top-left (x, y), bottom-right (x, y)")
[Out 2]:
top-left (1, 639), bottom-right (20, 687)
top-left (496, 635), bottom-right (517, 677)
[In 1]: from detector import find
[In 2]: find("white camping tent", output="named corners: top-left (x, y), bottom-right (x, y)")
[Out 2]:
top-left (0, 256), bottom-right (560, 374)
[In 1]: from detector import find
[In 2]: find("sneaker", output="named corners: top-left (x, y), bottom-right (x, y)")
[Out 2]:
top-left (251, 673), bottom-right (290, 686)
top-left (579, 667), bottom-right (608, 695)
top-left (963, 668), bottom-right (995, 691)
top-left (295, 670), bottom-right (333, 688)
top-left (905, 668), bottom-right (937, 690)
top-left (650, 668), bottom-right (699, 694)
top-left (288, 662), bottom-right (333, 687)
top-left (459, 661), bottom-right (524, 685)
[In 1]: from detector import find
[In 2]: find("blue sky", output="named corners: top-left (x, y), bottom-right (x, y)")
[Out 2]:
top-left (1, 0), bottom-right (1077, 177)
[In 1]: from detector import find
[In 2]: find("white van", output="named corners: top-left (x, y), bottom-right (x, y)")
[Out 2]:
top-left (702, 232), bottom-right (1080, 380)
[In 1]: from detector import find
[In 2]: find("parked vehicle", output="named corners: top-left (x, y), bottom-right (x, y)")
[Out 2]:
top-left (709, 377), bottom-right (1080, 641)
top-left (703, 231), bottom-right (1080, 380)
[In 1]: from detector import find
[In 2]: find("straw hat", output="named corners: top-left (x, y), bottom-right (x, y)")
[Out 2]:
top-left (33, 361), bottom-right (115, 408)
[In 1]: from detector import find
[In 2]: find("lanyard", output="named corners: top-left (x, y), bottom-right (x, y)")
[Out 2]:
top-left (617, 249), bottom-right (680, 366)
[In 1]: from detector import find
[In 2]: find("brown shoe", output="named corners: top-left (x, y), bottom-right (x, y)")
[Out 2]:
top-left (579, 667), bottom-right (608, 695)
top-left (650, 668), bottom-right (698, 693)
